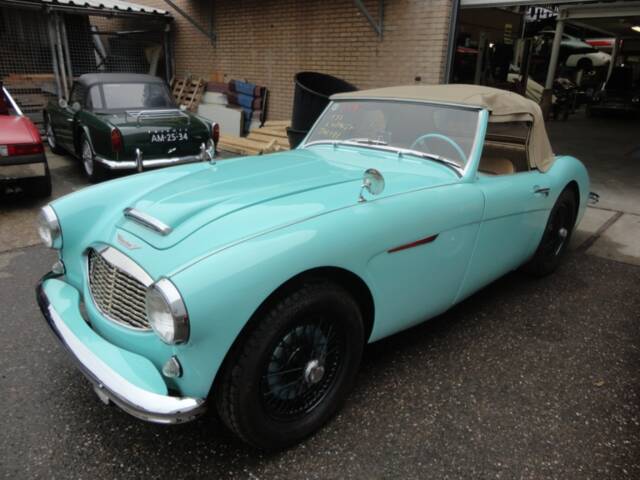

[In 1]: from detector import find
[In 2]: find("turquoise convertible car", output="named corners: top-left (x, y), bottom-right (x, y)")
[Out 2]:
top-left (36, 85), bottom-right (592, 449)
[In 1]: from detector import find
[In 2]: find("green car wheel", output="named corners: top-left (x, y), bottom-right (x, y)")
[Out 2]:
top-left (44, 115), bottom-right (64, 155)
top-left (80, 135), bottom-right (106, 183)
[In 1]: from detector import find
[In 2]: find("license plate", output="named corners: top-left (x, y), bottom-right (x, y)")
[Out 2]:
top-left (150, 129), bottom-right (189, 143)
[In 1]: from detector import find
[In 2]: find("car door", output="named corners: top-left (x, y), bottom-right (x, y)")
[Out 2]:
top-left (366, 182), bottom-right (485, 340)
top-left (456, 169), bottom-right (554, 302)
top-left (55, 83), bottom-right (86, 150)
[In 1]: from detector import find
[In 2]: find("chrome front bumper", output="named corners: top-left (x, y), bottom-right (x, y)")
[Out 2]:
top-left (36, 273), bottom-right (206, 424)
top-left (95, 153), bottom-right (205, 171)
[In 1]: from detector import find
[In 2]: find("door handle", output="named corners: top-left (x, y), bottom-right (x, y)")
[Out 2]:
top-left (533, 186), bottom-right (550, 196)
top-left (66, 118), bottom-right (73, 122)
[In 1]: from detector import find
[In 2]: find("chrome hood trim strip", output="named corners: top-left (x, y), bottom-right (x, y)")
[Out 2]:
top-left (123, 207), bottom-right (172, 235)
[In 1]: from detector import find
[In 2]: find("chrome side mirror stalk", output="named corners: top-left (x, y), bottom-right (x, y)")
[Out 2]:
top-left (358, 168), bottom-right (385, 203)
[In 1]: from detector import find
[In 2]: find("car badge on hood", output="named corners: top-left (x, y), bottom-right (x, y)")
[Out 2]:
top-left (117, 233), bottom-right (141, 250)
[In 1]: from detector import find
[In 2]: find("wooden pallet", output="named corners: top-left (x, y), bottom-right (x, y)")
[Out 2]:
top-left (171, 76), bottom-right (205, 112)
top-left (218, 120), bottom-right (292, 156)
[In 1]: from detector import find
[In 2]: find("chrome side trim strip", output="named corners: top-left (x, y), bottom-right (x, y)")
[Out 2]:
top-left (36, 274), bottom-right (206, 424)
top-left (123, 208), bottom-right (172, 235)
top-left (94, 154), bottom-right (204, 171)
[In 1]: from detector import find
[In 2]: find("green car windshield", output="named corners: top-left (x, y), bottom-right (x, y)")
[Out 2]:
top-left (97, 83), bottom-right (176, 110)
top-left (304, 100), bottom-right (481, 169)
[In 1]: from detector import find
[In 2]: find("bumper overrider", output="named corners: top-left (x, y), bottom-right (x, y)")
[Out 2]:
top-left (36, 272), bottom-right (206, 424)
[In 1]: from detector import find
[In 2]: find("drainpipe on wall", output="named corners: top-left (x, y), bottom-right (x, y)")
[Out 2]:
top-left (443, 0), bottom-right (460, 83)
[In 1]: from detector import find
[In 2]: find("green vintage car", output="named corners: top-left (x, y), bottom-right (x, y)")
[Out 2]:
top-left (44, 73), bottom-right (218, 182)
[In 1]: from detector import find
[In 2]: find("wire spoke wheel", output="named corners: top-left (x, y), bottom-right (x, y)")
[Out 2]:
top-left (82, 140), bottom-right (94, 176)
top-left (523, 187), bottom-right (577, 277)
top-left (260, 316), bottom-right (344, 421)
top-left (541, 202), bottom-right (571, 258)
top-left (46, 122), bottom-right (56, 150)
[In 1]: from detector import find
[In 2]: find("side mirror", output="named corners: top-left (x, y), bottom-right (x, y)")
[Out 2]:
top-left (358, 168), bottom-right (385, 202)
top-left (58, 98), bottom-right (68, 109)
top-left (71, 101), bottom-right (81, 112)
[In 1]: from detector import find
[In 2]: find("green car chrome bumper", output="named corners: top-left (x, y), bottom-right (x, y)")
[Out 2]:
top-left (95, 153), bottom-right (205, 171)
top-left (36, 274), bottom-right (206, 424)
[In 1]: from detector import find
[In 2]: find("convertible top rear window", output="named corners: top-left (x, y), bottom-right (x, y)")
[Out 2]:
top-left (100, 83), bottom-right (175, 110)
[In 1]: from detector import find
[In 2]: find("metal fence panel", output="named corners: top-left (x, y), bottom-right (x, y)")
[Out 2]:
top-left (0, 5), bottom-right (169, 130)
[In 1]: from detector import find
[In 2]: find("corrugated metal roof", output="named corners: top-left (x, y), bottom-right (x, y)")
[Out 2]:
top-left (41, 0), bottom-right (169, 16)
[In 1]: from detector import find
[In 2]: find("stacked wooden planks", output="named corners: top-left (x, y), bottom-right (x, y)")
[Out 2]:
top-left (218, 120), bottom-right (291, 156)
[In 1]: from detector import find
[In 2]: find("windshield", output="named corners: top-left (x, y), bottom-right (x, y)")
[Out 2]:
top-left (304, 100), bottom-right (481, 168)
top-left (100, 83), bottom-right (175, 110)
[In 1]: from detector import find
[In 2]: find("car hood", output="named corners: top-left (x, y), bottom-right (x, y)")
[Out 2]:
top-left (95, 110), bottom-right (209, 159)
top-left (118, 146), bottom-right (459, 250)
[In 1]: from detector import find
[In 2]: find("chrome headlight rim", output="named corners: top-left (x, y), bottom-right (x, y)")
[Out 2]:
top-left (37, 205), bottom-right (62, 249)
top-left (145, 278), bottom-right (190, 345)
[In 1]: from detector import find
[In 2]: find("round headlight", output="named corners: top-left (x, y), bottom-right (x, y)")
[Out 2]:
top-left (145, 278), bottom-right (189, 345)
top-left (37, 205), bottom-right (62, 249)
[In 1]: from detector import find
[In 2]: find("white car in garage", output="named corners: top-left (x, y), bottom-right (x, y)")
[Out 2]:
top-left (539, 31), bottom-right (611, 70)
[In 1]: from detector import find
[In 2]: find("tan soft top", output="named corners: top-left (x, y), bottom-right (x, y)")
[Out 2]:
top-left (332, 84), bottom-right (555, 172)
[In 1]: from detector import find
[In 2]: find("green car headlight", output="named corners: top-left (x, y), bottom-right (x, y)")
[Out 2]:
top-left (145, 278), bottom-right (190, 345)
top-left (37, 205), bottom-right (62, 249)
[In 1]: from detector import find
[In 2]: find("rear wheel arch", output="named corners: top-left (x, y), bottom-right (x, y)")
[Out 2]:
top-left (565, 180), bottom-right (580, 220)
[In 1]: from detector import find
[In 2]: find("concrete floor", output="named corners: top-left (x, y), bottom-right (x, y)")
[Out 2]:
top-left (548, 111), bottom-right (640, 266)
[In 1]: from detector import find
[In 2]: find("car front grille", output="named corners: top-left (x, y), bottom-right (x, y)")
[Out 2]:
top-left (88, 249), bottom-right (150, 330)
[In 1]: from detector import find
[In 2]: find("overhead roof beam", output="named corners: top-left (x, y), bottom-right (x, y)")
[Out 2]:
top-left (162, 0), bottom-right (215, 44)
top-left (353, 0), bottom-right (384, 39)
top-left (566, 20), bottom-right (616, 38)
top-left (0, 0), bottom-right (170, 18)
top-left (559, 1), bottom-right (640, 20)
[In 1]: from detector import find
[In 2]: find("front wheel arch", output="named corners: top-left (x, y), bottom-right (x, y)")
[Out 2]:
top-left (210, 266), bottom-right (375, 396)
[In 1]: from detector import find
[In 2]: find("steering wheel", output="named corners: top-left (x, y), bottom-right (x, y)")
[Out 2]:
top-left (409, 133), bottom-right (467, 164)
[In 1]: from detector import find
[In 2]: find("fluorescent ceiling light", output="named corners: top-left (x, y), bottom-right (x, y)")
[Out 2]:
top-left (632, 26), bottom-right (640, 33)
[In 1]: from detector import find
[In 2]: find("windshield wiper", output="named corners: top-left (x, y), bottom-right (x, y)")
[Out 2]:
top-left (343, 138), bottom-right (388, 146)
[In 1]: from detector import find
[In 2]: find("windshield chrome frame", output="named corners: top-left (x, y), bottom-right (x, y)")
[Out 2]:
top-left (300, 98), bottom-right (486, 178)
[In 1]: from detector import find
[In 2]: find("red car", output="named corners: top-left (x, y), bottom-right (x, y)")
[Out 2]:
top-left (1, 84), bottom-right (51, 197)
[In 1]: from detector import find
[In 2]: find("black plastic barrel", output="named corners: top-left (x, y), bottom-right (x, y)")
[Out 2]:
top-left (286, 127), bottom-right (308, 149)
top-left (291, 72), bottom-right (357, 133)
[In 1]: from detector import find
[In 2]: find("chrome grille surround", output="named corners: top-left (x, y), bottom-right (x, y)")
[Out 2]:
top-left (87, 247), bottom-right (152, 330)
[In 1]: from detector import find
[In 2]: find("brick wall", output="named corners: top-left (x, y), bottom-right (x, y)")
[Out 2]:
top-left (135, 0), bottom-right (453, 120)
